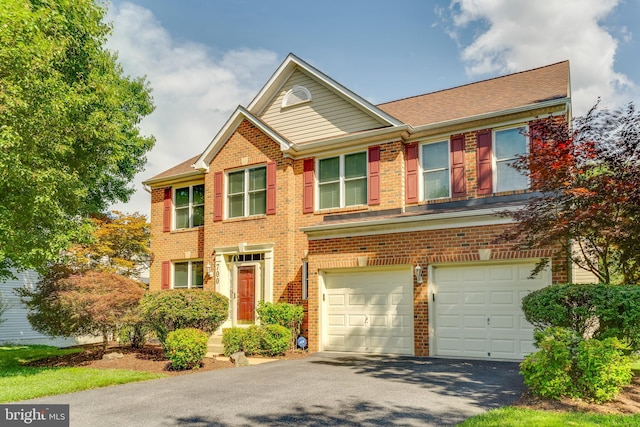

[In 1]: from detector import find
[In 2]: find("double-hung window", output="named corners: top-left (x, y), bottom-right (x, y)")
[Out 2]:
top-left (175, 184), bottom-right (204, 229)
top-left (494, 127), bottom-right (528, 192)
top-left (228, 166), bottom-right (266, 218)
top-left (173, 261), bottom-right (204, 289)
top-left (318, 152), bottom-right (367, 209)
top-left (422, 141), bottom-right (450, 200)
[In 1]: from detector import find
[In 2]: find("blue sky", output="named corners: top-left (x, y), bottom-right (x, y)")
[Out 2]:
top-left (106, 0), bottom-right (640, 216)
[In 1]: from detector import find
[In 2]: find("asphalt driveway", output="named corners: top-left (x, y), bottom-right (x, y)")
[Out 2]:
top-left (25, 352), bottom-right (524, 426)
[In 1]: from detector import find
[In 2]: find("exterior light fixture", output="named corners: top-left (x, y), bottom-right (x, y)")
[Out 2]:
top-left (415, 263), bottom-right (423, 284)
top-left (206, 263), bottom-right (213, 278)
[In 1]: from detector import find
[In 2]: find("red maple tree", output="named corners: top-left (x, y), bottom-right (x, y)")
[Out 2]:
top-left (502, 102), bottom-right (640, 284)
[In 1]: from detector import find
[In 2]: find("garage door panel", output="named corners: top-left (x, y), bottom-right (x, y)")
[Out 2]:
top-left (324, 269), bottom-right (413, 355)
top-left (434, 262), bottom-right (550, 360)
top-left (348, 294), bottom-right (365, 306)
top-left (328, 294), bottom-right (345, 306)
top-left (328, 314), bottom-right (345, 326)
top-left (464, 292), bottom-right (486, 305)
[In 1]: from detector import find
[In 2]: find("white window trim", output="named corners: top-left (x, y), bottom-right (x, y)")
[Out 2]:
top-left (419, 140), bottom-right (451, 201)
top-left (226, 165), bottom-right (267, 219)
top-left (316, 151), bottom-right (368, 210)
top-left (174, 184), bottom-right (204, 229)
top-left (172, 260), bottom-right (204, 289)
top-left (282, 85), bottom-right (312, 108)
top-left (492, 125), bottom-right (529, 193)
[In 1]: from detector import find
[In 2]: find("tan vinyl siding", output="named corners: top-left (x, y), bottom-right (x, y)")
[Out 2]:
top-left (571, 241), bottom-right (599, 284)
top-left (260, 69), bottom-right (387, 144)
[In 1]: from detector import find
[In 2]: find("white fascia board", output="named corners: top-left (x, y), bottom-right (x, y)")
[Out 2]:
top-left (142, 170), bottom-right (204, 187)
top-left (407, 98), bottom-right (571, 138)
top-left (192, 106), bottom-right (291, 172)
top-left (301, 206), bottom-right (521, 240)
top-left (248, 53), bottom-right (403, 127)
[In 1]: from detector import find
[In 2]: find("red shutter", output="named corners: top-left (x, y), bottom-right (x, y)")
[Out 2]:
top-left (163, 187), bottom-right (172, 232)
top-left (368, 146), bottom-right (380, 205)
top-left (214, 171), bottom-right (223, 222)
top-left (476, 130), bottom-right (493, 195)
top-left (161, 261), bottom-right (171, 290)
top-left (405, 143), bottom-right (419, 204)
top-left (451, 135), bottom-right (466, 198)
top-left (266, 161), bottom-right (276, 215)
top-left (303, 158), bottom-right (314, 213)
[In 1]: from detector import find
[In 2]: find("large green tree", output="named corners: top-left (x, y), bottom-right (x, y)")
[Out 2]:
top-left (0, 0), bottom-right (155, 279)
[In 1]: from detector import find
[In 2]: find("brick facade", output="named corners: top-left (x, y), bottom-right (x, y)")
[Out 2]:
top-left (145, 56), bottom-right (571, 358)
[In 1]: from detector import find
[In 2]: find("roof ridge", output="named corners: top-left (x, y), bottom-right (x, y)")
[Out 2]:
top-left (376, 60), bottom-right (569, 107)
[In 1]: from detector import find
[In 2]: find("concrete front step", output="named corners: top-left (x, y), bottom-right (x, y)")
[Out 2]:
top-left (207, 334), bottom-right (224, 357)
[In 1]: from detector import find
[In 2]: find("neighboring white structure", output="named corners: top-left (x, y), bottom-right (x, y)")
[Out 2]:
top-left (0, 270), bottom-right (98, 347)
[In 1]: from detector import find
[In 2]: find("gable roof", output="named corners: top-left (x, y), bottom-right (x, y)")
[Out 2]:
top-left (248, 53), bottom-right (403, 127)
top-left (377, 61), bottom-right (570, 127)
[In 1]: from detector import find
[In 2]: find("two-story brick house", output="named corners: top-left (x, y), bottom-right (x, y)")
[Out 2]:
top-left (144, 53), bottom-right (575, 360)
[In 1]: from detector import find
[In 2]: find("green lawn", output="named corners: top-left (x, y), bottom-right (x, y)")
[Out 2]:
top-left (458, 407), bottom-right (640, 426)
top-left (0, 345), bottom-right (164, 403)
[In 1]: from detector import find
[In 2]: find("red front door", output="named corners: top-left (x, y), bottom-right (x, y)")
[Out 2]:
top-left (237, 266), bottom-right (255, 323)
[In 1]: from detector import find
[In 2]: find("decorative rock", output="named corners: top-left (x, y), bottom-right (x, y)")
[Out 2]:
top-left (230, 351), bottom-right (249, 367)
top-left (102, 352), bottom-right (124, 360)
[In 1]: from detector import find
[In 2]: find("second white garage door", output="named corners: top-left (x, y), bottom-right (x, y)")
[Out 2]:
top-left (323, 269), bottom-right (413, 355)
top-left (432, 262), bottom-right (550, 360)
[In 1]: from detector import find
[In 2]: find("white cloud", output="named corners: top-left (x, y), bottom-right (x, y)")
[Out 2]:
top-left (444, 0), bottom-right (637, 115)
top-left (105, 3), bottom-right (278, 217)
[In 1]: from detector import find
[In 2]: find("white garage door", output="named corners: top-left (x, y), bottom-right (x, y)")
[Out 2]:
top-left (323, 269), bottom-right (413, 355)
top-left (433, 262), bottom-right (550, 360)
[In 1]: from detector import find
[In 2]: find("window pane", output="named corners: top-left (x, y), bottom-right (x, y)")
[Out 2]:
top-left (345, 178), bottom-right (366, 206)
top-left (175, 187), bottom-right (189, 207)
top-left (249, 190), bottom-right (266, 215)
top-left (319, 182), bottom-right (339, 209)
top-left (422, 141), bottom-right (448, 171)
top-left (228, 171), bottom-right (244, 194)
top-left (319, 157), bottom-right (339, 183)
top-left (249, 167), bottom-right (266, 191)
top-left (192, 184), bottom-right (205, 205)
top-left (191, 262), bottom-right (204, 288)
top-left (192, 205), bottom-right (204, 227)
top-left (174, 263), bottom-right (188, 288)
top-left (175, 207), bottom-right (189, 229)
top-left (495, 128), bottom-right (526, 159)
top-left (424, 170), bottom-right (450, 199)
top-left (345, 152), bottom-right (366, 179)
top-left (496, 161), bottom-right (528, 192)
top-left (228, 194), bottom-right (244, 218)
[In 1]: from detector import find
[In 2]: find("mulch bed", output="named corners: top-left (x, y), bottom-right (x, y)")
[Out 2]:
top-left (25, 344), bottom-right (309, 376)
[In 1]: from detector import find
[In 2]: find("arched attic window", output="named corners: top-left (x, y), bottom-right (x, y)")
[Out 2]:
top-left (282, 85), bottom-right (312, 108)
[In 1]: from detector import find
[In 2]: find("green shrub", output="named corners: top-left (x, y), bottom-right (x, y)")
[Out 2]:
top-left (520, 327), bottom-right (579, 399)
top-left (520, 327), bottom-right (632, 402)
top-left (222, 328), bottom-right (245, 356)
top-left (140, 290), bottom-right (229, 347)
top-left (522, 284), bottom-right (640, 351)
top-left (261, 324), bottom-right (291, 356)
top-left (222, 325), bottom-right (291, 356)
top-left (164, 328), bottom-right (209, 370)
top-left (222, 326), bottom-right (263, 356)
top-left (575, 337), bottom-right (632, 403)
top-left (243, 325), bottom-right (263, 356)
top-left (256, 301), bottom-right (304, 349)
